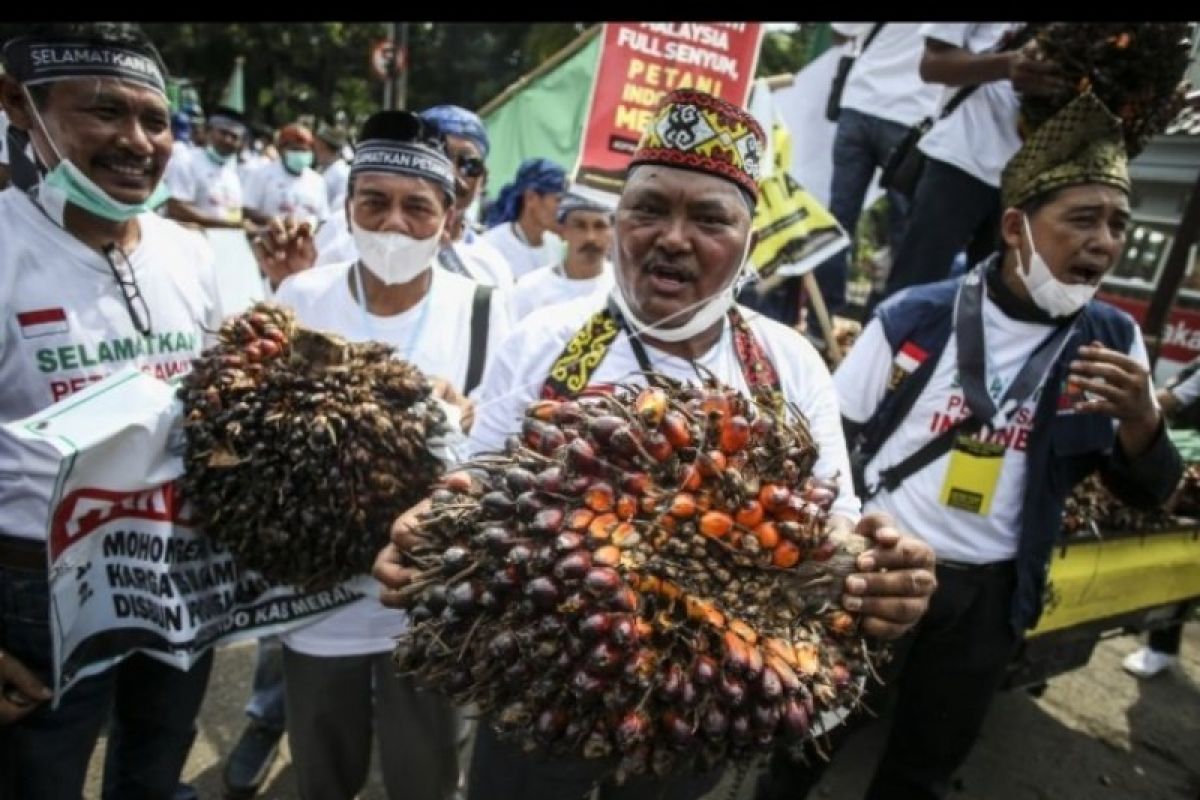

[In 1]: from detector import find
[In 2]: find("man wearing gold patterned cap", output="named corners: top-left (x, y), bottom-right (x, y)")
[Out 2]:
top-left (766, 90), bottom-right (1185, 800)
top-left (372, 89), bottom-right (940, 800)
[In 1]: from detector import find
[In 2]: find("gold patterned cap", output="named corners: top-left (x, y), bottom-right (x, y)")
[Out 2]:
top-left (1001, 91), bottom-right (1130, 209)
top-left (629, 89), bottom-right (765, 201)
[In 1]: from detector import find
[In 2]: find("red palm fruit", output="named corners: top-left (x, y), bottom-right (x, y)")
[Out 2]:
top-left (759, 665), bottom-right (784, 700)
top-left (554, 551), bottom-right (593, 581)
top-left (793, 643), bottom-right (820, 677)
top-left (611, 522), bottom-right (640, 547)
top-left (730, 713), bottom-right (752, 745)
top-left (701, 392), bottom-right (731, 420)
top-left (258, 339), bottom-right (281, 359)
top-left (514, 491), bottom-right (542, 520)
top-left (753, 521), bottom-right (780, 550)
top-left (643, 431), bottom-right (675, 463)
top-left (535, 466), bottom-right (563, 495)
top-left (620, 472), bottom-right (651, 495)
top-left (610, 614), bottom-right (638, 647)
top-left (780, 697), bottom-right (810, 739)
top-left (530, 508), bottom-right (564, 536)
top-left (685, 596), bottom-right (726, 628)
top-left (752, 702), bottom-right (781, 735)
top-left (656, 662), bottom-right (684, 701)
top-left (773, 541), bottom-right (801, 568)
top-left (554, 531), bottom-right (584, 553)
top-left (745, 643), bottom-right (764, 677)
top-left (803, 480), bottom-right (838, 510)
top-left (535, 708), bottom-right (569, 744)
top-left (657, 514), bottom-right (678, 534)
top-left (442, 471), bottom-right (474, 493)
top-left (669, 493), bottom-right (698, 518)
top-left (566, 438), bottom-right (602, 474)
top-left (719, 415), bottom-right (751, 454)
top-left (480, 491), bottom-right (516, 520)
top-left (662, 710), bottom-right (696, 749)
top-left (608, 424), bottom-right (642, 459)
top-left (635, 386), bottom-right (669, 426)
top-left (565, 508), bottom-right (594, 531)
top-left (701, 706), bottom-right (729, 740)
top-left (692, 654), bottom-right (719, 686)
top-left (504, 466), bottom-right (537, 495)
top-left (585, 482), bottom-right (616, 513)
top-left (587, 512), bottom-right (619, 542)
top-left (810, 538), bottom-right (838, 562)
top-left (550, 400), bottom-right (583, 425)
top-left (243, 341), bottom-right (263, 362)
top-left (570, 669), bottom-right (606, 700)
top-left (759, 484), bottom-right (791, 515)
top-left (579, 612), bottom-right (613, 640)
top-left (586, 414), bottom-right (623, 445)
top-left (763, 639), bottom-right (801, 671)
top-left (729, 619), bottom-right (758, 645)
top-left (718, 672), bottom-right (747, 706)
top-left (528, 399), bottom-right (561, 422)
top-left (592, 545), bottom-right (621, 567)
top-left (778, 494), bottom-right (808, 523)
top-left (615, 494), bottom-right (637, 520)
top-left (588, 641), bottom-right (623, 675)
top-left (698, 449), bottom-right (728, 478)
top-left (830, 662), bottom-right (852, 689)
top-left (526, 576), bottom-right (560, 609)
top-left (678, 464), bottom-right (703, 492)
top-left (699, 511), bottom-right (734, 539)
top-left (825, 610), bottom-right (857, 637)
top-left (660, 410), bottom-right (693, 448)
top-left (768, 657), bottom-right (802, 695)
top-left (616, 710), bottom-right (651, 750)
top-left (723, 631), bottom-right (751, 672)
top-left (623, 648), bottom-right (657, 686)
top-left (584, 566), bottom-right (622, 597)
top-left (610, 586), bottom-right (640, 613)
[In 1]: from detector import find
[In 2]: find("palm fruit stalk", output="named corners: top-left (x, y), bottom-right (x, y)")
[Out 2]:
top-left (178, 302), bottom-right (448, 590)
top-left (392, 374), bottom-right (886, 781)
top-left (1020, 23), bottom-right (1192, 155)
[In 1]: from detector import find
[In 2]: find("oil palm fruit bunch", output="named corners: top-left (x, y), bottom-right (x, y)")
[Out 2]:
top-left (393, 375), bottom-right (884, 780)
top-left (1019, 23), bottom-right (1192, 156)
top-left (179, 302), bottom-right (448, 590)
top-left (1062, 473), bottom-right (1175, 535)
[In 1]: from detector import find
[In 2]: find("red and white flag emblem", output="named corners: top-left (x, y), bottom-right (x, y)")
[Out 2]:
top-left (17, 308), bottom-right (69, 339)
top-left (893, 341), bottom-right (929, 373)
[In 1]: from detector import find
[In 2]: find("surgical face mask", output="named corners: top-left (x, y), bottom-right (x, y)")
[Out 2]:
top-left (23, 85), bottom-right (169, 226)
top-left (205, 144), bottom-right (235, 166)
top-left (351, 216), bottom-right (444, 285)
top-left (1015, 214), bottom-right (1098, 318)
top-left (283, 150), bottom-right (314, 174)
top-left (611, 229), bottom-right (755, 343)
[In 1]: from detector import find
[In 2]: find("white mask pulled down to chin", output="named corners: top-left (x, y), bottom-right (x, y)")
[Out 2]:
top-left (611, 232), bottom-right (755, 343)
top-left (1014, 214), bottom-right (1098, 318)
top-left (351, 217), bottom-right (443, 285)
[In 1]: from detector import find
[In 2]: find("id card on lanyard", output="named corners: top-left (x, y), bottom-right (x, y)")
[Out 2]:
top-left (940, 267), bottom-right (1077, 515)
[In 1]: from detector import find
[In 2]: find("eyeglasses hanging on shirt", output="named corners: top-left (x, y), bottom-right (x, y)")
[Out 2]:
top-left (101, 243), bottom-right (153, 336)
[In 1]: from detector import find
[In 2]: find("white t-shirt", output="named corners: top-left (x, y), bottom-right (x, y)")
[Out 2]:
top-left (274, 262), bottom-right (512, 656)
top-left (835, 289), bottom-right (1149, 564)
top-left (243, 160), bottom-right (330, 225)
top-left (0, 110), bottom-right (9, 167)
top-left (0, 188), bottom-right (223, 541)
top-left (916, 23), bottom-right (1024, 188)
top-left (164, 146), bottom-right (244, 223)
top-left (321, 158), bottom-right (351, 209)
top-left (314, 206), bottom-right (356, 267)
top-left (511, 261), bottom-right (614, 321)
top-left (481, 222), bottom-right (564, 281)
top-left (832, 23), bottom-right (943, 127)
top-left (469, 294), bottom-right (860, 522)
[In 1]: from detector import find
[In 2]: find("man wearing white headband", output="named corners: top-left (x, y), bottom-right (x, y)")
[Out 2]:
top-left (254, 109), bottom-right (513, 800)
top-left (0, 22), bottom-right (220, 799)
top-left (374, 89), bottom-right (939, 800)
top-left (163, 104), bottom-right (248, 228)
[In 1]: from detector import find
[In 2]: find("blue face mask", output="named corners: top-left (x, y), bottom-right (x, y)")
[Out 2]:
top-left (24, 85), bottom-right (170, 226)
top-left (283, 150), bottom-right (313, 174)
top-left (205, 144), bottom-right (235, 166)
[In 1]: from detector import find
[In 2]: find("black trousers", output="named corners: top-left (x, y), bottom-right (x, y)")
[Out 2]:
top-left (757, 561), bottom-right (1020, 800)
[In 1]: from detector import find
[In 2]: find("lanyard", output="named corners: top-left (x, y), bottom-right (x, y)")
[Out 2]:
top-left (352, 262), bottom-right (433, 361)
top-left (955, 265), bottom-right (1078, 432)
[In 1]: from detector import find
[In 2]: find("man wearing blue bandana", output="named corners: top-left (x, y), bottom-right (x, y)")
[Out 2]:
top-left (0, 22), bottom-right (220, 800)
top-left (482, 156), bottom-right (567, 280)
top-left (163, 105), bottom-right (247, 229)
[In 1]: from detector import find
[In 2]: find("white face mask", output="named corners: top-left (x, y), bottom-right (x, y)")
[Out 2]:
top-left (611, 230), bottom-right (754, 343)
top-left (1015, 214), bottom-right (1098, 318)
top-left (351, 216), bottom-right (443, 285)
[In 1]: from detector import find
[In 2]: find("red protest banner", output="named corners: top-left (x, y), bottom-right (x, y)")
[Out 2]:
top-left (574, 23), bottom-right (763, 194)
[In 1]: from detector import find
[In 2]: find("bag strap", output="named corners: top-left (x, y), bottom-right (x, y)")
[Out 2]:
top-left (464, 284), bottom-right (493, 396)
top-left (862, 23), bottom-right (886, 53)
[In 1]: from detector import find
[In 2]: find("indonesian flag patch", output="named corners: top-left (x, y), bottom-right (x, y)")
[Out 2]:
top-left (888, 341), bottom-right (929, 390)
top-left (17, 308), bottom-right (69, 339)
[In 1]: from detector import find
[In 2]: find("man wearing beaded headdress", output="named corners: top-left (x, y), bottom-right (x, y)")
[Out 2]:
top-left (374, 89), bottom-right (941, 800)
top-left (771, 84), bottom-right (1187, 800)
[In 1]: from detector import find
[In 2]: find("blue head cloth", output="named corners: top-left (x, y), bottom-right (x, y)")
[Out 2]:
top-left (419, 105), bottom-right (489, 158)
top-left (484, 158), bottom-right (568, 227)
top-left (171, 111), bottom-right (191, 141)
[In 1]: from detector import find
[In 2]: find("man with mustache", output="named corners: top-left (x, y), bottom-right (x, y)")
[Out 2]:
top-left (374, 89), bottom-right (939, 800)
top-left (511, 190), bottom-right (614, 321)
top-left (0, 22), bottom-right (221, 799)
top-left (761, 91), bottom-right (1183, 800)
